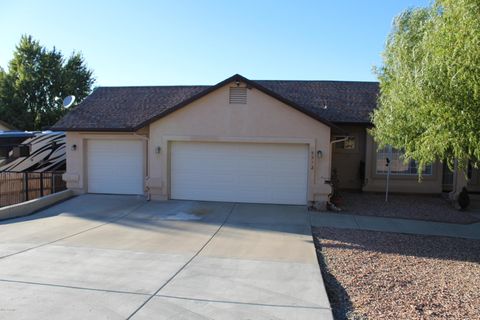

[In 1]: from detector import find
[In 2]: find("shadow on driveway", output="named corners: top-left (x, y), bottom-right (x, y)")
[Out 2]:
top-left (0, 194), bottom-right (332, 320)
top-left (314, 226), bottom-right (480, 264)
top-left (0, 194), bottom-right (312, 236)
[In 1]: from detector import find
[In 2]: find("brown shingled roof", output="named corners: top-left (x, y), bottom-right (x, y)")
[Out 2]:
top-left (52, 74), bottom-right (378, 131)
top-left (256, 80), bottom-right (379, 124)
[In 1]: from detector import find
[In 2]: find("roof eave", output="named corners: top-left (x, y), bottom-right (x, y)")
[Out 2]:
top-left (51, 127), bottom-right (136, 132)
top-left (332, 121), bottom-right (373, 126)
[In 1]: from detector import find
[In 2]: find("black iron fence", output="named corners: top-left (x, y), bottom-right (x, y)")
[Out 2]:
top-left (0, 171), bottom-right (66, 207)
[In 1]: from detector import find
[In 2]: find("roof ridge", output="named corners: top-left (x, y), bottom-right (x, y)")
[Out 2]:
top-left (96, 85), bottom-right (211, 89)
top-left (254, 79), bottom-right (379, 84)
top-left (95, 80), bottom-right (379, 89)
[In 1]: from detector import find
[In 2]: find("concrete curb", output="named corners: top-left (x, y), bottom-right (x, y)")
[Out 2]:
top-left (310, 211), bottom-right (480, 240)
top-left (0, 189), bottom-right (74, 221)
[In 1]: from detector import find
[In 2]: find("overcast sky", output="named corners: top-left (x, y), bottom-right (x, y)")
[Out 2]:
top-left (0, 0), bottom-right (430, 86)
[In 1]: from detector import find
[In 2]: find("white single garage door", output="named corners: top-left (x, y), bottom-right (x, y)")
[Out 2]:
top-left (87, 140), bottom-right (144, 195)
top-left (171, 141), bottom-right (308, 205)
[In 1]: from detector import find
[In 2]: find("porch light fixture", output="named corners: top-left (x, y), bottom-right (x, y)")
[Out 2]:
top-left (71, 144), bottom-right (77, 151)
top-left (155, 146), bottom-right (161, 154)
top-left (317, 150), bottom-right (323, 159)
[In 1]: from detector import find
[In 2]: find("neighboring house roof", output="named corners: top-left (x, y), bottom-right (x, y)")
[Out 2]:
top-left (52, 74), bottom-right (379, 132)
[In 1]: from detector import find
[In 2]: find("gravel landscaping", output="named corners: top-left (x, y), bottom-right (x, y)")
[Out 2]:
top-left (313, 227), bottom-right (480, 319)
top-left (335, 192), bottom-right (480, 224)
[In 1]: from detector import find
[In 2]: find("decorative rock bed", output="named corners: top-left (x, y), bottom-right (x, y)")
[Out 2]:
top-left (335, 192), bottom-right (479, 224)
top-left (313, 227), bottom-right (480, 319)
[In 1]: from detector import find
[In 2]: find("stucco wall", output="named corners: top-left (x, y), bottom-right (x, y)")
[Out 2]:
top-left (147, 82), bottom-right (332, 203)
top-left (363, 132), bottom-right (443, 194)
top-left (64, 81), bottom-right (332, 203)
top-left (331, 125), bottom-right (366, 190)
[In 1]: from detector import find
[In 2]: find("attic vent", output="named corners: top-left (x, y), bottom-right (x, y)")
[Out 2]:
top-left (229, 87), bottom-right (247, 104)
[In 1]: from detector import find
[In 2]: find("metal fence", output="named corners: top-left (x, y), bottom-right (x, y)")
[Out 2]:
top-left (0, 171), bottom-right (66, 207)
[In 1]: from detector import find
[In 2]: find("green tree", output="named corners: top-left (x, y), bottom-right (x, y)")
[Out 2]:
top-left (371, 0), bottom-right (480, 173)
top-left (0, 35), bottom-right (94, 130)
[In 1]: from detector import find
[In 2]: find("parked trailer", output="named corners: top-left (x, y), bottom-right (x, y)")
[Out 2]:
top-left (0, 131), bottom-right (66, 172)
top-left (0, 131), bottom-right (66, 207)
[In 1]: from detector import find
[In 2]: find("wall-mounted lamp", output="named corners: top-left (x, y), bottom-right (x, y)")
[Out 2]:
top-left (317, 150), bottom-right (323, 159)
top-left (71, 144), bottom-right (77, 151)
top-left (155, 146), bottom-right (161, 154)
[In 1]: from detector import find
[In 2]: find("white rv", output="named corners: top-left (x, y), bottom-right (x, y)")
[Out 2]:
top-left (0, 131), bottom-right (66, 172)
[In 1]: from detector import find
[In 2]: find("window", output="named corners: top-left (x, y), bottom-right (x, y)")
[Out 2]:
top-left (229, 87), bottom-right (247, 104)
top-left (376, 146), bottom-right (432, 175)
top-left (334, 136), bottom-right (355, 150)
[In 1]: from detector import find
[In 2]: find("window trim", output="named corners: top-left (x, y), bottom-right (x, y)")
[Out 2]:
top-left (333, 135), bottom-right (357, 153)
top-left (375, 145), bottom-right (433, 176)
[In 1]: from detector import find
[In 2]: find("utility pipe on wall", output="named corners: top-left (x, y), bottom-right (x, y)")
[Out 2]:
top-left (326, 136), bottom-right (349, 182)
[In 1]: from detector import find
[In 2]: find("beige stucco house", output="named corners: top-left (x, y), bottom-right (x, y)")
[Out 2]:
top-left (52, 74), bottom-right (462, 207)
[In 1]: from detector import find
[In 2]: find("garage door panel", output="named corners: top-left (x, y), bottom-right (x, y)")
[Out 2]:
top-left (171, 142), bottom-right (308, 205)
top-left (87, 140), bottom-right (144, 195)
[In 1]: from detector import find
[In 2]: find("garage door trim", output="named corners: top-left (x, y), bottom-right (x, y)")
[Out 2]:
top-left (86, 139), bottom-right (145, 195)
top-left (168, 140), bottom-right (311, 205)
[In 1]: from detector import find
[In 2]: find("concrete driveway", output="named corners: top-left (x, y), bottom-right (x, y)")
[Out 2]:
top-left (0, 195), bottom-right (332, 319)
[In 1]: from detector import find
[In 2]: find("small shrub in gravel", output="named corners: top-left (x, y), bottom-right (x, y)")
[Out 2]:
top-left (458, 187), bottom-right (470, 210)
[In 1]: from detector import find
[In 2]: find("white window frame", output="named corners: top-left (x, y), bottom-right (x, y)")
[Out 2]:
top-left (376, 145), bottom-right (432, 176)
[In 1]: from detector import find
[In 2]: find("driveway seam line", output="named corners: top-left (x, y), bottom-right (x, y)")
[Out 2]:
top-left (0, 202), bottom-right (148, 261)
top-left (126, 203), bottom-right (238, 320)
top-left (155, 293), bottom-right (332, 310)
top-left (0, 278), bottom-right (150, 297)
top-left (352, 214), bottom-right (361, 228)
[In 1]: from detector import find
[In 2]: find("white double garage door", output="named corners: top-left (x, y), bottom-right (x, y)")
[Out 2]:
top-left (87, 140), bottom-right (309, 205)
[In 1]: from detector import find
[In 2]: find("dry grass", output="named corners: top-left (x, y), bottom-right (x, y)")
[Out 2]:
top-left (313, 227), bottom-right (480, 319)
top-left (337, 192), bottom-right (479, 224)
